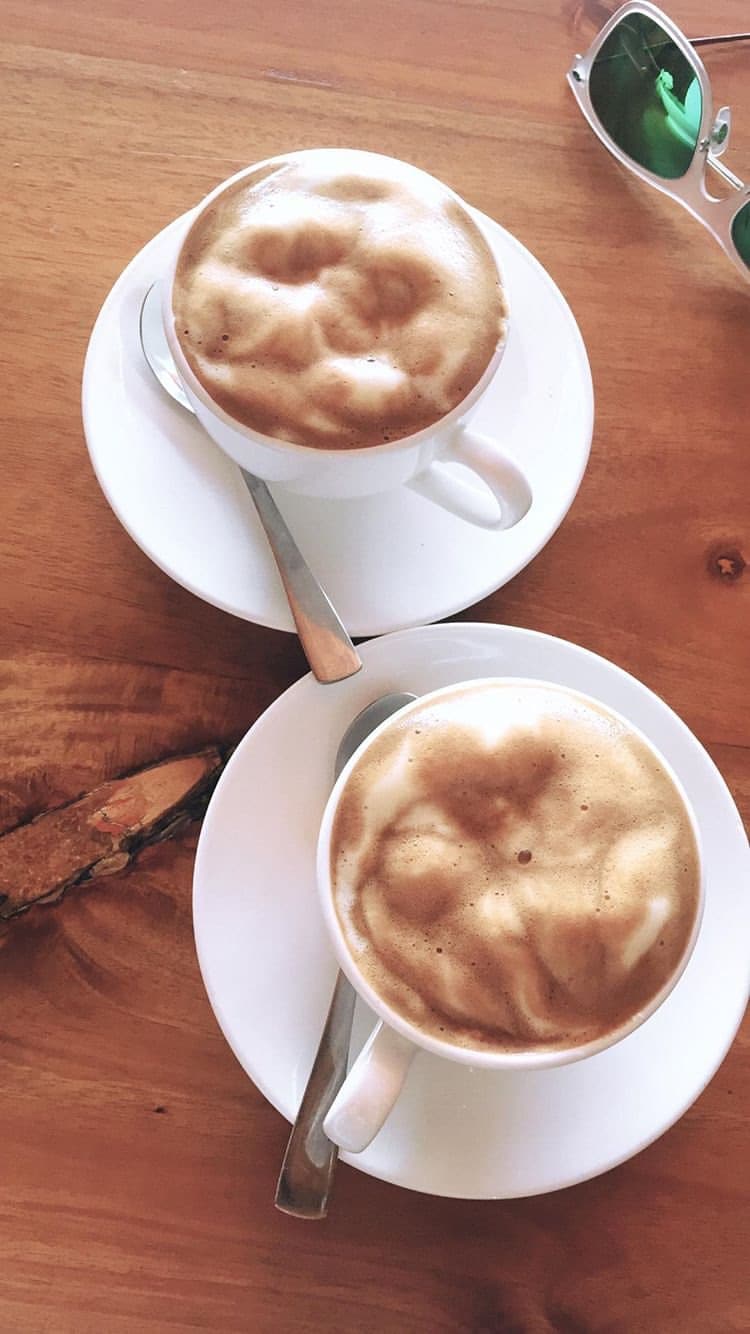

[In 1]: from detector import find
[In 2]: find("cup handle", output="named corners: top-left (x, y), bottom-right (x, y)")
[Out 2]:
top-left (322, 1021), bottom-right (416, 1153)
top-left (406, 424), bottom-right (532, 530)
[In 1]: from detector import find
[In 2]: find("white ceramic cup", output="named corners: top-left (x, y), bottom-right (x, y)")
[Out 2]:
top-left (315, 679), bottom-right (705, 1154)
top-left (162, 150), bottom-right (532, 530)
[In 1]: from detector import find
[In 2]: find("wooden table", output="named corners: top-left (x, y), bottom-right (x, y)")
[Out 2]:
top-left (2, 1), bottom-right (748, 1328)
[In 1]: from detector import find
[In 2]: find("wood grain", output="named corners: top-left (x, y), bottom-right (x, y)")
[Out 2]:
top-left (1, 0), bottom-right (748, 1329)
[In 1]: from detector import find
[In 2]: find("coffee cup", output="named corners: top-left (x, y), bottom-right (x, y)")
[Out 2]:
top-left (162, 148), bottom-right (532, 529)
top-left (316, 679), bottom-right (704, 1152)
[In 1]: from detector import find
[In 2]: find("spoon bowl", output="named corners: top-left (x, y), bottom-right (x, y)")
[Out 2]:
top-left (139, 280), bottom-right (194, 412)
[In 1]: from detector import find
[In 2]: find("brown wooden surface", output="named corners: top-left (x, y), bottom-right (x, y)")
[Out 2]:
top-left (1, 1), bottom-right (748, 1329)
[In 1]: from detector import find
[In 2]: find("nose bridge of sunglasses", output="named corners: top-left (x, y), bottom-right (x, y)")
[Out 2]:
top-left (709, 106), bottom-right (731, 157)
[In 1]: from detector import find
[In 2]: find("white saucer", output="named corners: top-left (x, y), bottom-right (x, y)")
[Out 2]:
top-left (193, 623), bottom-right (750, 1199)
top-left (82, 214), bottom-right (593, 638)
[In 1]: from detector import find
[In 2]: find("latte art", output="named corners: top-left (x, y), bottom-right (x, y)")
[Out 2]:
top-left (172, 150), bottom-right (507, 450)
top-left (330, 682), bottom-right (701, 1054)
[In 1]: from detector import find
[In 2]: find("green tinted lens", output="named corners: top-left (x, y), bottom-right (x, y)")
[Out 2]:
top-left (731, 201), bottom-right (750, 269)
top-left (589, 14), bottom-right (702, 179)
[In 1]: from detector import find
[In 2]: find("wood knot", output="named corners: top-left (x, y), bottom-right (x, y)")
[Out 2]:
top-left (706, 542), bottom-right (746, 583)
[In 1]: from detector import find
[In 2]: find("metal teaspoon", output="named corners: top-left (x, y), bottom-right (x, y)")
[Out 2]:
top-left (138, 282), bottom-right (361, 684)
top-left (274, 690), bottom-right (417, 1219)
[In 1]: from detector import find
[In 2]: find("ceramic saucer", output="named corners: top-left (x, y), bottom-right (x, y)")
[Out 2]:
top-left (82, 214), bottom-right (593, 638)
top-left (193, 623), bottom-right (750, 1199)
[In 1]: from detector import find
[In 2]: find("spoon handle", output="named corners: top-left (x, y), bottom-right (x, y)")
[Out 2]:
top-left (241, 472), bottom-right (361, 684)
top-left (274, 970), bottom-right (356, 1218)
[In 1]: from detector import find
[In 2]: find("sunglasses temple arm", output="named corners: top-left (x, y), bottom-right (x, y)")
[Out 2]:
top-left (690, 33), bottom-right (750, 48)
top-left (706, 155), bottom-right (744, 191)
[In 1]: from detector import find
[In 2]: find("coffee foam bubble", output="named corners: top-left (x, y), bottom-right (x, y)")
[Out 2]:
top-left (330, 682), bottom-right (701, 1054)
top-left (172, 150), bottom-right (507, 449)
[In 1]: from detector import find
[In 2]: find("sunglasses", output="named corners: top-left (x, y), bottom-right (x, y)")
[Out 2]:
top-left (567, 2), bottom-right (750, 280)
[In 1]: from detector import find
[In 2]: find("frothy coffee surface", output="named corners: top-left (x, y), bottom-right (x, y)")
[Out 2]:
top-left (172, 149), bottom-right (507, 449)
top-left (330, 682), bottom-right (701, 1054)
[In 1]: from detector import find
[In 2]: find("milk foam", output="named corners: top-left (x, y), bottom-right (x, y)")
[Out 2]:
top-left (172, 150), bottom-right (507, 449)
top-left (330, 682), bottom-right (701, 1054)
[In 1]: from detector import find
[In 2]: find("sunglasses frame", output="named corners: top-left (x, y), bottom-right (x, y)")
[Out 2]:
top-left (567, 0), bottom-right (750, 280)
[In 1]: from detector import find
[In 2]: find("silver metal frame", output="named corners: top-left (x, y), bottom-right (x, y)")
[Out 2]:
top-left (567, 0), bottom-right (750, 281)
